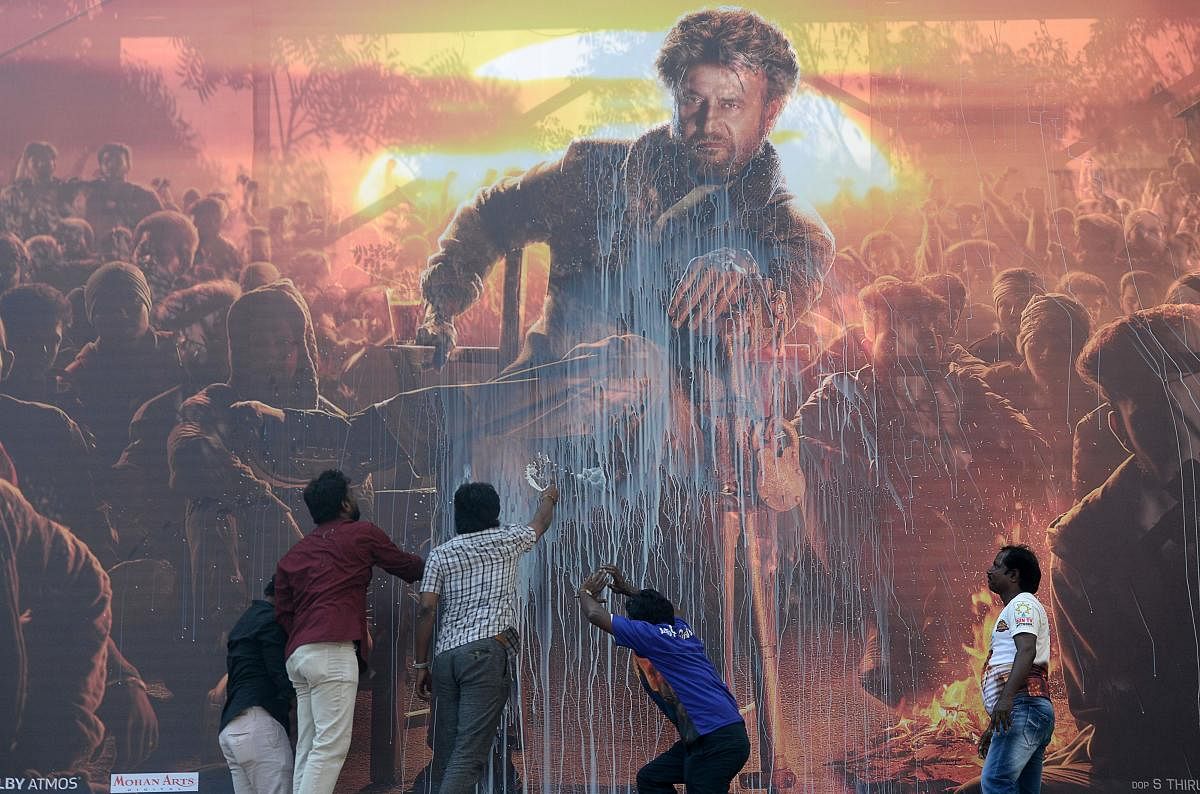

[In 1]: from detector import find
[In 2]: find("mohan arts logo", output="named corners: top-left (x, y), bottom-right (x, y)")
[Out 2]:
top-left (110, 773), bottom-right (199, 793)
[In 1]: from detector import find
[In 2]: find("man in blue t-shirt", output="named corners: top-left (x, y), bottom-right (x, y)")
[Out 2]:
top-left (577, 565), bottom-right (750, 793)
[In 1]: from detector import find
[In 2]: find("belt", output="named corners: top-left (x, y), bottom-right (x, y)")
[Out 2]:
top-left (494, 626), bottom-right (519, 650)
top-left (492, 627), bottom-right (520, 665)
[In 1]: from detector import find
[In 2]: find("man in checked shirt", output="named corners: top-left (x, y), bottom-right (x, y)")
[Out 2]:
top-left (413, 481), bottom-right (560, 794)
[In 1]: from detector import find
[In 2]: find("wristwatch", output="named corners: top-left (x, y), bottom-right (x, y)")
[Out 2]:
top-left (412, 661), bottom-right (431, 670)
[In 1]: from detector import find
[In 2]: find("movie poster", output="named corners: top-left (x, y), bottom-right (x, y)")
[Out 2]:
top-left (1, 1), bottom-right (1198, 791)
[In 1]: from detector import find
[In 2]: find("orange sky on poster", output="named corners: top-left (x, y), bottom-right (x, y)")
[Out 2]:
top-left (107, 13), bottom-right (1194, 238)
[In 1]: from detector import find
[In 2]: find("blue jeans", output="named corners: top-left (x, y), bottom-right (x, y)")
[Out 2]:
top-left (981, 696), bottom-right (1055, 794)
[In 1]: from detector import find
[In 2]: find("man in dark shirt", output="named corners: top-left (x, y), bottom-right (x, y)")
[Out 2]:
top-left (1045, 305), bottom-right (1200, 786)
top-left (219, 576), bottom-right (294, 794)
top-left (274, 470), bottom-right (424, 794)
top-left (968, 267), bottom-right (1046, 366)
top-left (83, 143), bottom-right (163, 242)
top-left (578, 565), bottom-right (750, 794)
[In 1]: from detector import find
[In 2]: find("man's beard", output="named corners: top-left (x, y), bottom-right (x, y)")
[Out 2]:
top-left (347, 504), bottom-right (361, 522)
top-left (673, 116), bottom-right (769, 179)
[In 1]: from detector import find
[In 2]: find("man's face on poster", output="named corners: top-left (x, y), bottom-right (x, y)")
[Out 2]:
top-left (867, 244), bottom-right (907, 280)
top-left (1113, 372), bottom-right (1200, 486)
top-left (996, 291), bottom-right (1033, 341)
top-left (1079, 292), bottom-right (1110, 325)
top-left (237, 313), bottom-right (301, 396)
top-left (99, 150), bottom-right (130, 182)
top-left (1131, 215), bottom-right (1166, 257)
top-left (177, 316), bottom-right (230, 385)
top-left (7, 319), bottom-right (63, 377)
top-left (28, 151), bottom-right (55, 183)
top-left (673, 63), bottom-right (779, 177)
top-left (1022, 329), bottom-right (1073, 389)
top-left (1120, 283), bottom-right (1161, 316)
top-left (864, 310), bottom-right (942, 370)
top-left (134, 233), bottom-right (183, 276)
top-left (90, 293), bottom-right (149, 343)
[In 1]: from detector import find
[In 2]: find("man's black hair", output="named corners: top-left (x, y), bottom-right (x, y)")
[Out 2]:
top-left (97, 142), bottom-right (131, 165)
top-left (264, 575), bottom-right (276, 599)
top-left (626, 588), bottom-right (675, 625)
top-left (453, 482), bottom-right (501, 534)
top-left (999, 544), bottom-right (1042, 593)
top-left (0, 284), bottom-right (72, 332)
top-left (303, 469), bottom-right (350, 525)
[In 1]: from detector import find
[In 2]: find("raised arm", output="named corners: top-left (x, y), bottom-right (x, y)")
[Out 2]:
top-left (528, 482), bottom-right (560, 540)
top-left (915, 199), bottom-right (946, 277)
top-left (365, 524), bottom-right (424, 582)
top-left (1023, 187), bottom-right (1049, 267)
top-left (576, 569), bottom-right (613, 634)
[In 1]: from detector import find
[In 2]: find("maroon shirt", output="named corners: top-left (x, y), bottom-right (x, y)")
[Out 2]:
top-left (274, 518), bottom-right (424, 667)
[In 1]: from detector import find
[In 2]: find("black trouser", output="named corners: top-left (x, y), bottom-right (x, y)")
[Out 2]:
top-left (636, 721), bottom-right (751, 794)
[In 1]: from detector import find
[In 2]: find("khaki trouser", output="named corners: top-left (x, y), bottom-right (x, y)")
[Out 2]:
top-left (218, 706), bottom-right (295, 794)
top-left (286, 642), bottom-right (359, 794)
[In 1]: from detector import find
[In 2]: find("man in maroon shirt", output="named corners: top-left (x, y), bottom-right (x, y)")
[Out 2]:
top-left (274, 469), bottom-right (424, 794)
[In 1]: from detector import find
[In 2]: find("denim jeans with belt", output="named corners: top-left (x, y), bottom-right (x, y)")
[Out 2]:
top-left (981, 695), bottom-right (1056, 794)
top-left (431, 634), bottom-right (513, 794)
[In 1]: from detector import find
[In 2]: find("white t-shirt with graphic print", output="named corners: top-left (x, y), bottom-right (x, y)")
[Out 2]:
top-left (981, 591), bottom-right (1051, 713)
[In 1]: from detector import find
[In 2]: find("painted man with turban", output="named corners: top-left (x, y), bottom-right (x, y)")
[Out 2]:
top-left (984, 293), bottom-right (1098, 510)
top-left (64, 261), bottom-right (183, 467)
top-left (968, 267), bottom-right (1046, 366)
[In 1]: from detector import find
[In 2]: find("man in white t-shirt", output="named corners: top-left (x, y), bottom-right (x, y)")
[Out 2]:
top-left (412, 481), bottom-right (559, 794)
top-left (976, 544), bottom-right (1054, 793)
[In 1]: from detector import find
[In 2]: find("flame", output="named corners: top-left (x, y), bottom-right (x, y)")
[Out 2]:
top-left (839, 585), bottom-right (1079, 786)
top-left (905, 587), bottom-right (996, 741)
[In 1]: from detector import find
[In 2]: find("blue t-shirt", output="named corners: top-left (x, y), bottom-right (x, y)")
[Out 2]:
top-left (611, 615), bottom-right (742, 741)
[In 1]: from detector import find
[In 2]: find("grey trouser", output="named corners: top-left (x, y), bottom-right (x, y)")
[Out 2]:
top-left (431, 636), bottom-right (512, 794)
